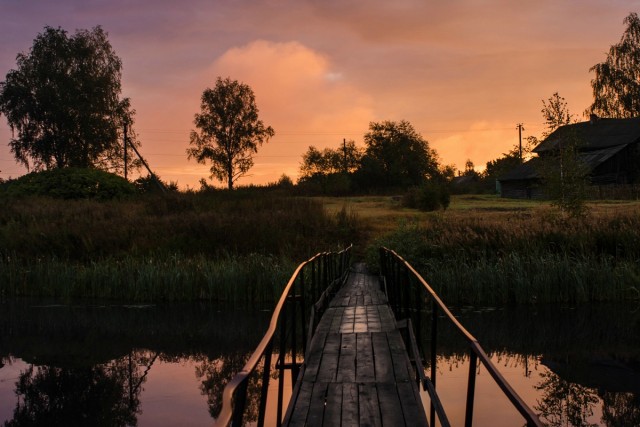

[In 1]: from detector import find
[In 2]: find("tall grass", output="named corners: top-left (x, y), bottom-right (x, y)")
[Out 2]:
top-left (0, 192), bottom-right (358, 261)
top-left (0, 254), bottom-right (294, 305)
top-left (368, 209), bottom-right (640, 304)
top-left (0, 192), bottom-right (361, 304)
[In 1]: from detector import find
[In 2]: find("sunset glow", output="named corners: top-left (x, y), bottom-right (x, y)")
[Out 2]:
top-left (1, 1), bottom-right (638, 188)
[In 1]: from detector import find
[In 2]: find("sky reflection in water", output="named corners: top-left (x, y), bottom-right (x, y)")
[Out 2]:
top-left (0, 301), bottom-right (638, 426)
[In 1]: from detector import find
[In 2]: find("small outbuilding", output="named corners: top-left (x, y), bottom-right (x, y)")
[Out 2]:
top-left (498, 116), bottom-right (640, 198)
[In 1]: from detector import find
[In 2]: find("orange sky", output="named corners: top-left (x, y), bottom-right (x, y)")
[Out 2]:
top-left (1, 1), bottom-right (639, 189)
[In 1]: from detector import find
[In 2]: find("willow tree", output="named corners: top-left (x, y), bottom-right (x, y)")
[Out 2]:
top-left (587, 12), bottom-right (640, 118)
top-left (0, 26), bottom-right (138, 172)
top-left (187, 77), bottom-right (274, 189)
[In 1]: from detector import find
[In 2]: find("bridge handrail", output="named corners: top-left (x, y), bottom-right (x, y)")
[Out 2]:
top-left (380, 247), bottom-right (542, 427)
top-left (217, 245), bottom-right (352, 426)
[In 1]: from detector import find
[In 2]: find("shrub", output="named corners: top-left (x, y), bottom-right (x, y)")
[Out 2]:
top-left (0, 168), bottom-right (135, 199)
top-left (402, 181), bottom-right (450, 211)
top-left (133, 174), bottom-right (178, 193)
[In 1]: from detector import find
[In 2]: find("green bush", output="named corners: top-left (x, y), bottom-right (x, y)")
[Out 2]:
top-left (402, 181), bottom-right (450, 211)
top-left (0, 168), bottom-right (135, 200)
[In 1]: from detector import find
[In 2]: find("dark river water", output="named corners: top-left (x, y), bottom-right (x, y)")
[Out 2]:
top-left (1, 299), bottom-right (638, 426)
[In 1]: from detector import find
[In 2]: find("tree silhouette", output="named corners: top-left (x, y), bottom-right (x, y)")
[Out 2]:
top-left (299, 140), bottom-right (362, 179)
top-left (587, 12), bottom-right (640, 118)
top-left (600, 391), bottom-right (640, 426)
top-left (3, 354), bottom-right (147, 427)
top-left (187, 77), bottom-right (274, 189)
top-left (535, 370), bottom-right (599, 427)
top-left (0, 26), bottom-right (138, 173)
top-left (195, 352), bottom-right (263, 423)
top-left (358, 120), bottom-right (440, 188)
top-left (542, 92), bottom-right (573, 137)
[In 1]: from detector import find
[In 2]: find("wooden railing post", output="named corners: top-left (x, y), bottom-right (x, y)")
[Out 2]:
top-left (300, 271), bottom-right (307, 356)
top-left (257, 343), bottom-right (273, 427)
top-left (232, 379), bottom-right (248, 426)
top-left (465, 352), bottom-right (478, 427)
top-left (378, 247), bottom-right (542, 427)
top-left (430, 299), bottom-right (438, 426)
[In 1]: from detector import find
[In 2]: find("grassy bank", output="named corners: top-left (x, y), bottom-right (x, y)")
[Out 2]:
top-left (2, 192), bottom-right (639, 305)
top-left (361, 195), bottom-right (640, 304)
top-left (0, 191), bottom-right (360, 304)
top-left (1, 254), bottom-right (293, 305)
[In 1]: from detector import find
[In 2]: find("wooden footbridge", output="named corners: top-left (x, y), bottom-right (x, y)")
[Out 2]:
top-left (217, 246), bottom-right (542, 426)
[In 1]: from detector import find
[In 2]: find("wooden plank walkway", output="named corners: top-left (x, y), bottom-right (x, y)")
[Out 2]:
top-left (284, 264), bottom-right (428, 426)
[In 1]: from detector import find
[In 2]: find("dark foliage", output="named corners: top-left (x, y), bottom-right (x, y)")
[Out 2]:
top-left (0, 168), bottom-right (135, 200)
top-left (0, 26), bottom-right (138, 172)
top-left (402, 181), bottom-right (450, 211)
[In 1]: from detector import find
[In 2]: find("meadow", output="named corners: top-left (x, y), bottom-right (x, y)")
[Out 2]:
top-left (1, 192), bottom-right (639, 305)
top-left (321, 194), bottom-right (640, 305)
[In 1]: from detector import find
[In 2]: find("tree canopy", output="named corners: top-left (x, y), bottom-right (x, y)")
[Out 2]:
top-left (299, 140), bottom-right (362, 179)
top-left (542, 92), bottom-right (573, 137)
top-left (187, 77), bottom-right (274, 189)
top-left (587, 12), bottom-right (640, 118)
top-left (0, 26), bottom-right (137, 172)
top-left (359, 120), bottom-right (440, 187)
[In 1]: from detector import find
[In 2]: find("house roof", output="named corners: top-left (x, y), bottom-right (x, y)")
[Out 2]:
top-left (533, 117), bottom-right (640, 153)
top-left (498, 157), bottom-right (542, 181)
top-left (499, 144), bottom-right (628, 182)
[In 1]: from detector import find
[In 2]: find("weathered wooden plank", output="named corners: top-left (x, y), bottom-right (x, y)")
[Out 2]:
top-left (358, 383), bottom-right (381, 427)
top-left (317, 333), bottom-right (340, 382)
top-left (377, 382), bottom-right (406, 427)
top-left (303, 332), bottom-right (328, 382)
top-left (323, 383), bottom-right (343, 427)
top-left (341, 306), bottom-right (356, 333)
top-left (377, 304), bottom-right (396, 332)
top-left (342, 382), bottom-right (359, 426)
top-left (364, 294), bottom-right (373, 305)
top-left (397, 380), bottom-right (428, 426)
top-left (387, 330), bottom-right (412, 382)
top-left (337, 333), bottom-right (356, 382)
top-left (353, 305), bottom-right (368, 333)
top-left (356, 333), bottom-right (375, 383)
top-left (372, 332), bottom-right (394, 383)
top-left (288, 380), bottom-right (314, 426)
top-left (315, 308), bottom-right (337, 333)
top-left (366, 306), bottom-right (382, 332)
top-left (329, 306), bottom-right (345, 332)
top-left (307, 381), bottom-right (329, 426)
top-left (285, 268), bottom-right (428, 426)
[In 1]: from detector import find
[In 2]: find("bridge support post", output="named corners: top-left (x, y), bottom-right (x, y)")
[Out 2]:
top-left (465, 352), bottom-right (478, 427)
top-left (430, 299), bottom-right (438, 427)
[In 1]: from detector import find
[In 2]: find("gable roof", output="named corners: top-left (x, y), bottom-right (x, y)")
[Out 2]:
top-left (533, 117), bottom-right (640, 153)
top-left (499, 144), bottom-right (629, 182)
top-left (498, 157), bottom-right (542, 181)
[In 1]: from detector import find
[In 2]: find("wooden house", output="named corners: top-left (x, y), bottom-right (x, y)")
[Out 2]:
top-left (499, 116), bottom-right (640, 198)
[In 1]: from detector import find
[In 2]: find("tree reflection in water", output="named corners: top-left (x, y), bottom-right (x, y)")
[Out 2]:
top-left (535, 370), bottom-right (599, 427)
top-left (601, 391), bottom-right (640, 426)
top-left (3, 351), bottom-right (154, 427)
top-left (195, 351), bottom-right (266, 423)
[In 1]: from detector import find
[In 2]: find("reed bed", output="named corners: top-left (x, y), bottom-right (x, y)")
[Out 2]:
top-left (0, 192), bottom-right (358, 261)
top-left (368, 207), bottom-right (640, 304)
top-left (0, 254), bottom-right (294, 305)
top-left (0, 192), bottom-right (360, 304)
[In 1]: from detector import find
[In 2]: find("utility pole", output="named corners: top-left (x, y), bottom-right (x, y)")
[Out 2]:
top-left (516, 123), bottom-right (524, 161)
top-left (123, 121), bottom-right (128, 180)
top-left (343, 138), bottom-right (347, 173)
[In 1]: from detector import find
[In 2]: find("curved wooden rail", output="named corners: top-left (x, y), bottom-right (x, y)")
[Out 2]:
top-left (380, 247), bottom-right (542, 427)
top-left (217, 245), bottom-right (352, 426)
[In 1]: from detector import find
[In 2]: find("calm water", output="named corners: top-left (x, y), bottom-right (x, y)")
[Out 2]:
top-left (1, 299), bottom-right (639, 426)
